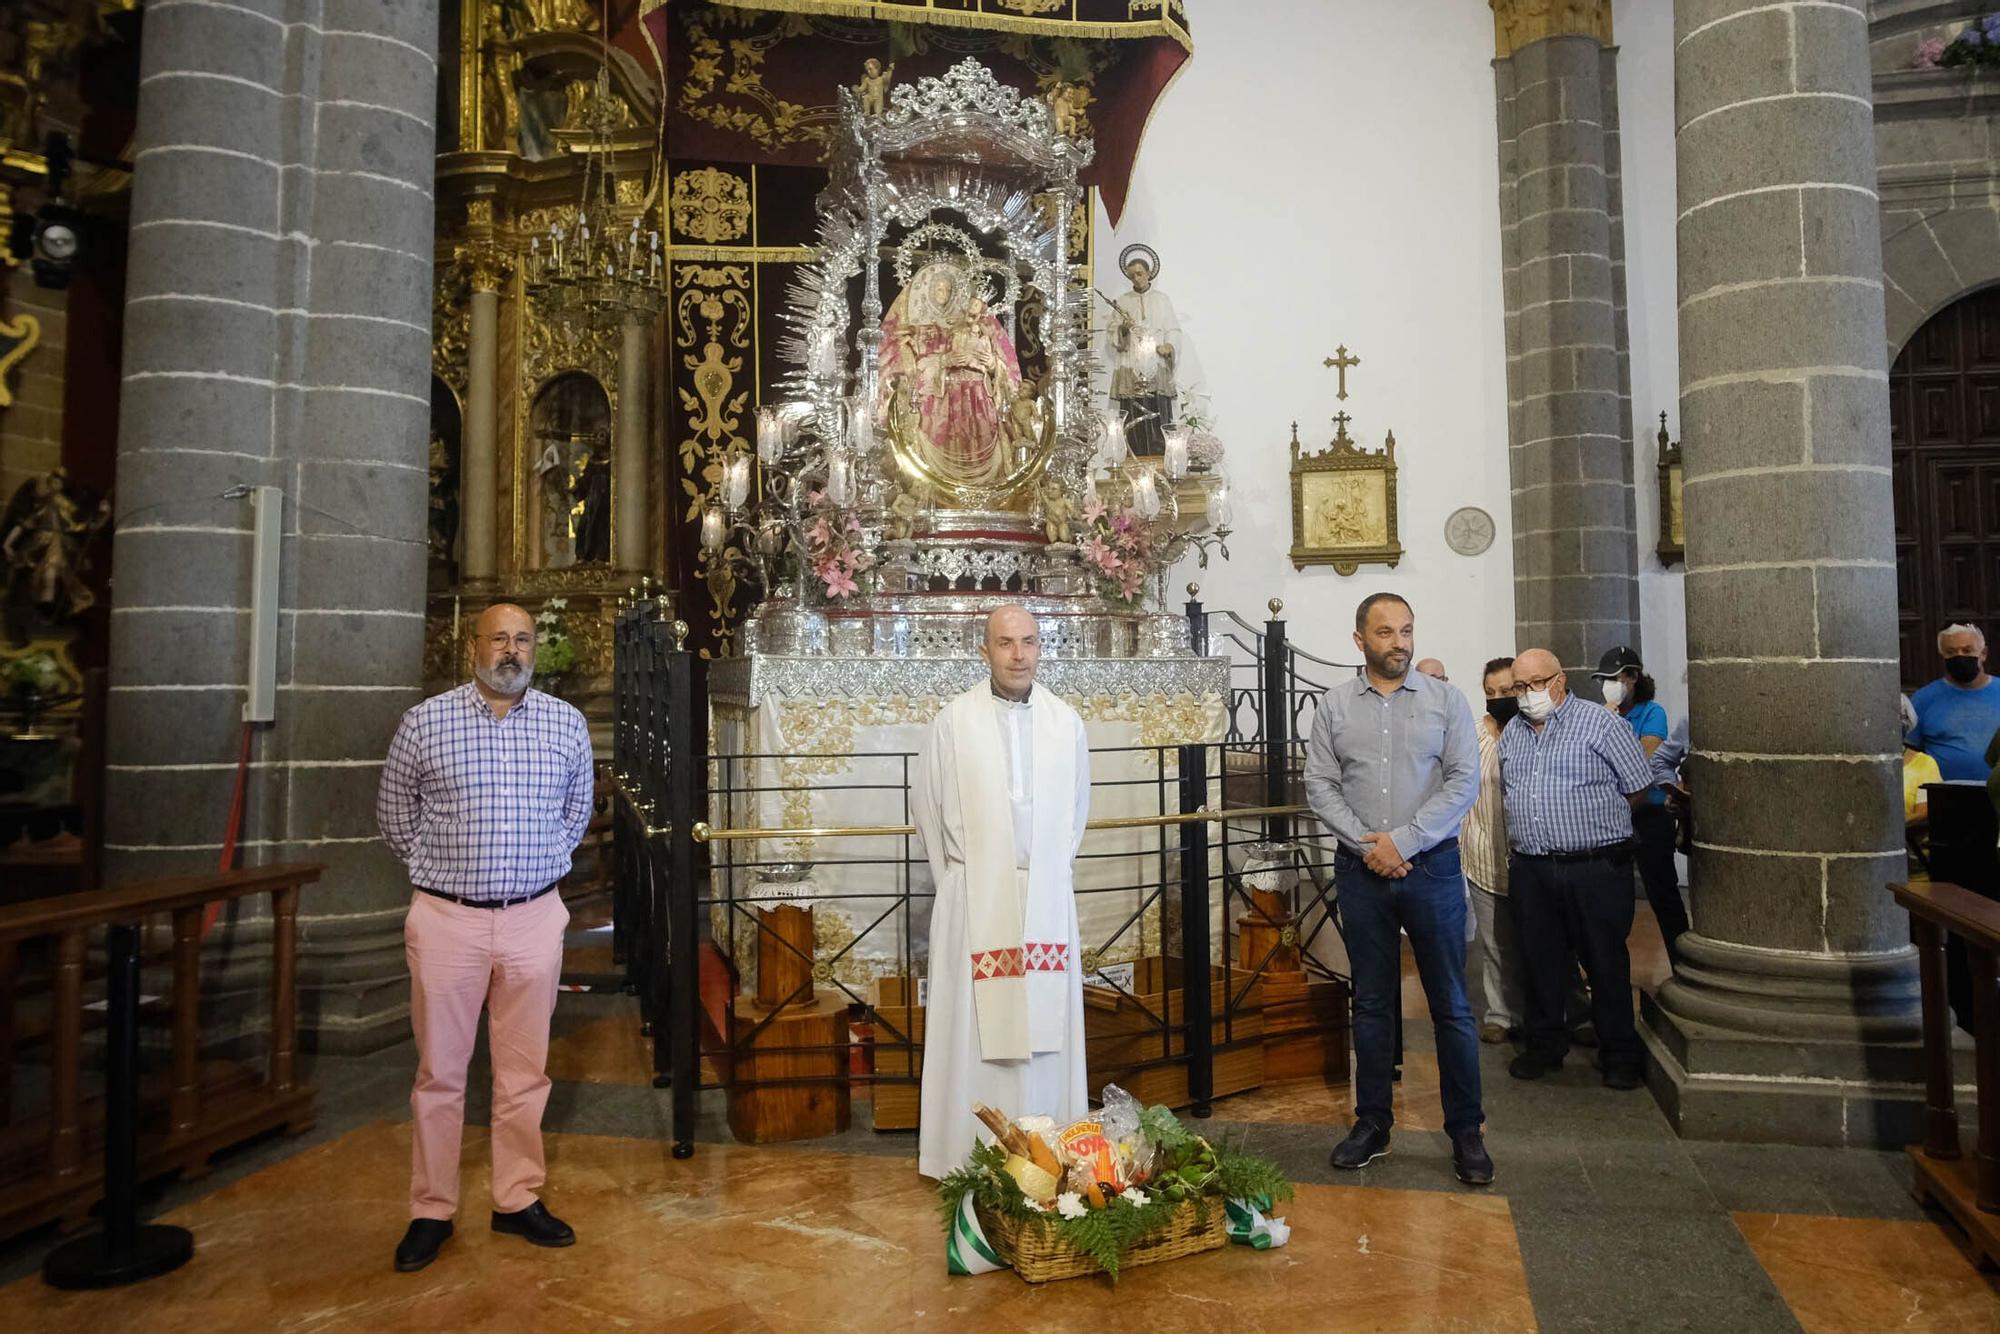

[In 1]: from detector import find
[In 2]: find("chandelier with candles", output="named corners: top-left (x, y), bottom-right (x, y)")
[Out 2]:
top-left (521, 29), bottom-right (663, 322)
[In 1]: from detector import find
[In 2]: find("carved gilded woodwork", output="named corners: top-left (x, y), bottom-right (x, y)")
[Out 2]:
top-left (432, 268), bottom-right (470, 396)
top-left (1490, 0), bottom-right (1612, 57)
top-left (0, 310), bottom-right (40, 407)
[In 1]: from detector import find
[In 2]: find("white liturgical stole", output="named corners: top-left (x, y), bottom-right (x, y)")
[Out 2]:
top-left (945, 683), bottom-right (1076, 1060)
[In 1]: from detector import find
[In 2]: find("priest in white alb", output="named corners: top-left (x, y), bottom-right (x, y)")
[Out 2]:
top-left (913, 605), bottom-right (1091, 1178)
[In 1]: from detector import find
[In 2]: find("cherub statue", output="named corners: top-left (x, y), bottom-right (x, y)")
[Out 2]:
top-left (1001, 380), bottom-right (1048, 462)
top-left (885, 481), bottom-right (931, 541)
top-left (1039, 480), bottom-right (1078, 545)
top-left (857, 58), bottom-right (894, 116)
top-left (1048, 80), bottom-right (1089, 138)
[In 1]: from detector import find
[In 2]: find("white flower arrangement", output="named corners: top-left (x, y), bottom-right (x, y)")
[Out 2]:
top-left (1119, 1187), bottom-right (1150, 1207)
top-left (1054, 1192), bottom-right (1087, 1220)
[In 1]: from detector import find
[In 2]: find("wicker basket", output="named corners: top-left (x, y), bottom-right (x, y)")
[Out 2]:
top-left (976, 1196), bottom-right (1227, 1283)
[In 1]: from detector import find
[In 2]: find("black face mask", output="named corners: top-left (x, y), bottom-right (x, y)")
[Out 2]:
top-left (1487, 697), bottom-right (1520, 726)
top-left (1946, 655), bottom-right (1982, 685)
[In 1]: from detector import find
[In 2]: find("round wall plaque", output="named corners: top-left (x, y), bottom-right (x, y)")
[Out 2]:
top-left (1445, 506), bottom-right (1495, 557)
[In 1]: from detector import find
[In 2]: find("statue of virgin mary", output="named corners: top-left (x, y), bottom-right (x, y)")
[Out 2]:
top-left (877, 259), bottom-right (1022, 491)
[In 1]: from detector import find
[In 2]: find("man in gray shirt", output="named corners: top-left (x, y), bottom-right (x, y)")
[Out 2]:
top-left (1305, 592), bottom-right (1489, 1184)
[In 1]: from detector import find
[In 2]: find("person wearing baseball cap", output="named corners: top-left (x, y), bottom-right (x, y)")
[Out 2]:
top-left (1590, 646), bottom-right (1688, 969)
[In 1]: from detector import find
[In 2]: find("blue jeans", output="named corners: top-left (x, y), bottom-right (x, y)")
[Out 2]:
top-left (1338, 843), bottom-right (1484, 1136)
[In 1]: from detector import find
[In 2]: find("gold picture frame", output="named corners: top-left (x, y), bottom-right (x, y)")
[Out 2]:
top-left (1288, 416), bottom-right (1402, 575)
top-left (1655, 412), bottom-right (1684, 565)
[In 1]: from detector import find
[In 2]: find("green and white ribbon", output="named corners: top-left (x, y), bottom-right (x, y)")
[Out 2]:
top-left (946, 1194), bottom-right (1008, 1276)
top-left (1225, 1195), bottom-right (1291, 1249)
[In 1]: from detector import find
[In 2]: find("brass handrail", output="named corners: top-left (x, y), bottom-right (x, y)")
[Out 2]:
top-left (613, 778), bottom-right (673, 840)
top-left (688, 803), bottom-right (1313, 844)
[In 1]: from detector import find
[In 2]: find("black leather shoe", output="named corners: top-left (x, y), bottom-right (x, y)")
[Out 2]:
top-left (491, 1200), bottom-right (575, 1248)
top-left (1601, 1066), bottom-right (1644, 1091)
top-left (1509, 1051), bottom-right (1562, 1080)
top-left (394, 1218), bottom-right (452, 1272)
top-left (1451, 1131), bottom-right (1495, 1186)
top-left (1330, 1119), bottom-right (1392, 1169)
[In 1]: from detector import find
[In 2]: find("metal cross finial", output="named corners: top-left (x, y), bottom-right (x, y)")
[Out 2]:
top-left (1331, 410), bottom-right (1353, 440)
top-left (1323, 345), bottom-right (1361, 400)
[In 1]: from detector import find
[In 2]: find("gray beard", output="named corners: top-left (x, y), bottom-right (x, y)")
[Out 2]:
top-left (476, 660), bottom-right (533, 696)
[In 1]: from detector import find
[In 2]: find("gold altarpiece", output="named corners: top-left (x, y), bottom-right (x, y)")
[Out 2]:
top-left (426, 0), bottom-right (1201, 691)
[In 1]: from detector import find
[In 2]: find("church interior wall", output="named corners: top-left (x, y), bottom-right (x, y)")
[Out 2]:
top-left (1612, 0), bottom-right (1688, 727)
top-left (1099, 0), bottom-right (1515, 683)
top-left (0, 268), bottom-right (66, 511)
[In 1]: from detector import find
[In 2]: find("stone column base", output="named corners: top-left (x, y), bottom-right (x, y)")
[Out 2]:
top-left (1640, 933), bottom-right (1926, 1148)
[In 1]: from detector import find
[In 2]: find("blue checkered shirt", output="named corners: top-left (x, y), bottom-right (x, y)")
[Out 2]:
top-left (1498, 695), bottom-right (1654, 855)
top-left (376, 683), bottom-right (595, 900)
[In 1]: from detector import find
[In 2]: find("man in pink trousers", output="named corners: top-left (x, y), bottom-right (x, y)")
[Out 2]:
top-left (376, 602), bottom-right (595, 1272)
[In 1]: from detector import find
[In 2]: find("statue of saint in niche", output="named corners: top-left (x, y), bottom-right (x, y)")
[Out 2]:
top-left (877, 259), bottom-right (1023, 491)
top-left (1104, 243), bottom-right (1180, 457)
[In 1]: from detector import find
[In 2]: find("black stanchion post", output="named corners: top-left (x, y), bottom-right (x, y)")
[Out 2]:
top-left (1184, 582), bottom-right (1207, 656)
top-left (665, 620), bottom-right (701, 1158)
top-left (611, 600), bottom-right (631, 973)
top-left (1262, 598), bottom-right (1291, 844)
top-left (41, 921), bottom-right (193, 1289)
top-left (1178, 743), bottom-right (1213, 1118)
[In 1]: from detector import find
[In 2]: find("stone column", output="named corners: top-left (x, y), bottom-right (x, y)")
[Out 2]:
top-left (614, 314), bottom-right (649, 572)
top-left (459, 213), bottom-right (504, 585)
top-left (1491, 0), bottom-right (1640, 675)
top-left (1642, 0), bottom-right (1918, 1145)
top-left (106, 0), bottom-right (439, 1051)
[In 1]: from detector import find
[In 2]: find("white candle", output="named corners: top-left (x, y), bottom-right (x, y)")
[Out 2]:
top-left (723, 452), bottom-right (752, 510)
top-left (826, 453), bottom-right (853, 507)
top-left (1162, 425), bottom-right (1189, 481)
top-left (1132, 468), bottom-right (1161, 520)
top-left (700, 506), bottom-right (726, 551)
top-left (1100, 413), bottom-right (1127, 468)
top-left (1210, 476), bottom-right (1233, 527)
top-left (756, 406), bottom-right (782, 464)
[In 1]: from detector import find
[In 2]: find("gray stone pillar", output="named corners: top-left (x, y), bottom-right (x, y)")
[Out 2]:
top-left (461, 281), bottom-right (500, 584)
top-left (106, 0), bottom-right (439, 1051)
top-left (1642, 0), bottom-right (1918, 1146)
top-left (614, 315), bottom-right (648, 572)
top-left (1492, 1), bottom-right (1640, 674)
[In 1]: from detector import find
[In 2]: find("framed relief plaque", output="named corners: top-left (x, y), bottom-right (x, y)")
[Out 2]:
top-left (1288, 415), bottom-right (1402, 575)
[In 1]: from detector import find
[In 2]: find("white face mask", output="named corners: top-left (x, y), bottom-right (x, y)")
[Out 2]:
top-left (1520, 688), bottom-right (1556, 721)
top-left (1601, 680), bottom-right (1627, 708)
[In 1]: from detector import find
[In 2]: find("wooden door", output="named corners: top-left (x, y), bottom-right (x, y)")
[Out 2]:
top-left (1890, 284), bottom-right (2000, 691)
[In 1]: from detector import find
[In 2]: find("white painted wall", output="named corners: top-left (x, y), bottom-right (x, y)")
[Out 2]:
top-left (1097, 0), bottom-right (1512, 687)
top-left (1614, 0), bottom-right (1688, 726)
top-left (1098, 0), bottom-right (1689, 721)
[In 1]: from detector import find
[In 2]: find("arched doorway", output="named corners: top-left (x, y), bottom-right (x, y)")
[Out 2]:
top-left (1891, 284), bottom-right (2000, 691)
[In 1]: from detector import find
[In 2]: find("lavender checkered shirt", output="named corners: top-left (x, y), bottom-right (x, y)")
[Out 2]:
top-left (376, 683), bottom-right (595, 900)
top-left (1497, 694), bottom-right (1654, 855)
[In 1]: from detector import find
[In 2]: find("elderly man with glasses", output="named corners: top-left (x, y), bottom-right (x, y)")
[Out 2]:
top-left (1498, 647), bottom-right (1655, 1090)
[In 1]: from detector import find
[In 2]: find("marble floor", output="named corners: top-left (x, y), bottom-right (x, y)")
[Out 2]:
top-left (0, 895), bottom-right (1992, 1332)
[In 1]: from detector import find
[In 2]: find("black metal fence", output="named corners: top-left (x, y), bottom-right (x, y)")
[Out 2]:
top-left (613, 596), bottom-right (1359, 1158)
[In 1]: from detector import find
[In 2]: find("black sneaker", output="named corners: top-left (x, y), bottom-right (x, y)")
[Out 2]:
top-left (491, 1200), bottom-right (576, 1248)
top-left (1509, 1051), bottom-right (1562, 1080)
top-left (1330, 1119), bottom-right (1392, 1169)
top-left (394, 1218), bottom-right (452, 1272)
top-left (1451, 1131), bottom-right (1495, 1186)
